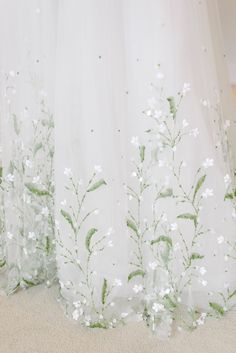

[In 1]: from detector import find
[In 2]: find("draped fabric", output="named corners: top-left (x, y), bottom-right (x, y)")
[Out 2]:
top-left (0, 0), bottom-right (236, 339)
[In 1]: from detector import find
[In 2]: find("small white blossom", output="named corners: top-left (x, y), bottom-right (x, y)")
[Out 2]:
top-left (32, 176), bottom-right (40, 184)
top-left (41, 207), bottom-right (49, 217)
top-left (121, 312), bottom-right (128, 318)
top-left (158, 124), bottom-right (166, 133)
top-left (131, 136), bottom-right (140, 147)
top-left (189, 128), bottom-right (199, 138)
top-left (199, 267), bottom-right (207, 275)
top-left (94, 165), bottom-right (102, 173)
top-left (224, 174), bottom-right (231, 187)
top-left (133, 284), bottom-right (143, 293)
top-left (154, 110), bottom-right (162, 119)
top-left (28, 231), bottom-right (36, 240)
top-left (152, 302), bottom-right (165, 313)
top-left (201, 98), bottom-right (210, 107)
top-left (170, 223), bottom-right (178, 231)
top-left (7, 232), bottom-right (13, 240)
top-left (182, 119), bottom-right (189, 128)
top-left (60, 199), bottom-right (67, 206)
top-left (202, 188), bottom-right (213, 199)
top-left (72, 309), bottom-right (80, 321)
top-left (223, 120), bottom-right (230, 130)
top-left (182, 82), bottom-right (191, 96)
top-left (64, 168), bottom-right (72, 177)
top-left (200, 279), bottom-right (208, 287)
top-left (25, 159), bottom-right (33, 168)
top-left (107, 240), bottom-right (114, 247)
top-left (217, 236), bottom-right (224, 244)
top-left (149, 261), bottom-right (158, 270)
top-left (202, 158), bottom-right (214, 168)
top-left (113, 279), bottom-right (122, 287)
top-left (6, 174), bottom-right (14, 182)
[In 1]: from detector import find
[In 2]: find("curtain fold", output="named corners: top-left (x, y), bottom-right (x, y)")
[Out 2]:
top-left (0, 0), bottom-right (236, 339)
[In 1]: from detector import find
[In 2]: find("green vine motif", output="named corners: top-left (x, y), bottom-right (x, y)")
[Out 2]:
top-left (1, 95), bottom-right (56, 294)
top-left (126, 76), bottom-right (219, 335)
top-left (57, 169), bottom-right (123, 328)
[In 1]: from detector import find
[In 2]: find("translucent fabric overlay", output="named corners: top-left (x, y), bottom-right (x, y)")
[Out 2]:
top-left (0, 0), bottom-right (236, 339)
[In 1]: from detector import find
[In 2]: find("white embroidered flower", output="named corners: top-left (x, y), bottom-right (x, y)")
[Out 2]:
top-left (32, 176), bottom-right (40, 184)
top-left (200, 279), bottom-right (208, 287)
top-left (121, 312), bottom-right (128, 318)
top-left (41, 207), bottom-right (49, 217)
top-left (60, 199), bottom-right (67, 206)
top-left (6, 174), bottom-right (14, 182)
top-left (72, 309), bottom-right (80, 321)
top-left (28, 231), bottom-right (36, 239)
top-left (199, 267), bottom-right (207, 275)
top-left (224, 174), bottom-right (231, 187)
top-left (106, 227), bottom-right (114, 236)
top-left (217, 236), bottom-right (224, 244)
top-left (145, 109), bottom-right (152, 117)
top-left (159, 288), bottom-right (171, 298)
top-left (107, 240), bottom-right (114, 247)
top-left (93, 209), bottom-right (100, 215)
top-left (25, 159), bottom-right (33, 168)
top-left (73, 301), bottom-right (81, 308)
top-left (182, 82), bottom-right (191, 96)
top-left (189, 128), bottom-right (199, 138)
top-left (133, 284), bottom-right (144, 294)
top-left (202, 158), bottom-right (214, 168)
top-left (202, 188), bottom-right (213, 198)
top-left (201, 98), bottom-right (210, 107)
top-left (154, 110), bottom-right (162, 119)
top-left (170, 223), bottom-right (178, 231)
top-left (64, 168), bottom-right (72, 177)
top-left (131, 136), bottom-right (140, 147)
top-left (94, 165), bottom-right (102, 173)
top-left (223, 120), bottom-right (230, 130)
top-left (113, 279), bottom-right (122, 287)
top-left (7, 232), bottom-right (13, 240)
top-left (149, 261), bottom-right (158, 270)
top-left (152, 302), bottom-right (165, 313)
top-left (182, 119), bottom-right (189, 128)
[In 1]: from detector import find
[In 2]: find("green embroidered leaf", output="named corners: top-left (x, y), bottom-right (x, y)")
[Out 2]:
top-left (13, 114), bottom-right (20, 135)
top-left (60, 209), bottom-right (76, 233)
top-left (224, 193), bottom-right (234, 200)
top-left (89, 322), bottom-right (107, 329)
top-left (228, 290), bottom-right (236, 300)
top-left (139, 145), bottom-right (145, 163)
top-left (193, 175), bottom-right (206, 202)
top-left (22, 278), bottom-right (38, 287)
top-left (87, 179), bottom-right (107, 192)
top-left (126, 219), bottom-right (138, 235)
top-left (167, 96), bottom-right (177, 119)
top-left (0, 258), bottom-right (6, 268)
top-left (25, 183), bottom-right (51, 196)
top-left (128, 270), bottom-right (145, 282)
top-left (33, 142), bottom-right (43, 156)
top-left (209, 302), bottom-right (225, 316)
top-left (85, 228), bottom-right (98, 252)
top-left (151, 235), bottom-right (172, 247)
top-left (158, 188), bottom-right (173, 198)
top-left (101, 278), bottom-right (107, 305)
top-left (190, 252), bottom-right (204, 261)
top-left (45, 236), bottom-right (51, 255)
top-left (177, 213), bottom-right (197, 227)
top-left (164, 295), bottom-right (177, 309)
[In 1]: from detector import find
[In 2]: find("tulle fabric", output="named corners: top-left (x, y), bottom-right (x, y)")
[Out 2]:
top-left (0, 0), bottom-right (236, 339)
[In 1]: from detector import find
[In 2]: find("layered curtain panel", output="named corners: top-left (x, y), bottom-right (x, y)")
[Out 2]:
top-left (0, 0), bottom-right (236, 339)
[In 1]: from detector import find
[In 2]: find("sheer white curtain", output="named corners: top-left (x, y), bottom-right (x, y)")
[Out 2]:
top-left (0, 0), bottom-right (236, 339)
